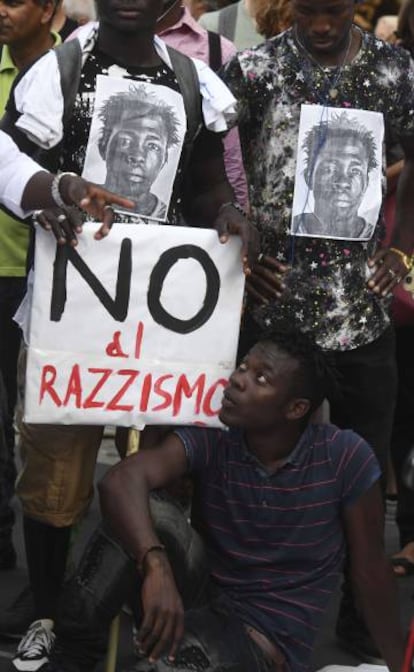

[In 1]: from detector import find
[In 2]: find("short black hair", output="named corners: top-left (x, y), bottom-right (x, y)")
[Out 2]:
top-left (258, 329), bottom-right (339, 417)
top-left (97, 86), bottom-right (181, 161)
top-left (302, 112), bottom-right (378, 187)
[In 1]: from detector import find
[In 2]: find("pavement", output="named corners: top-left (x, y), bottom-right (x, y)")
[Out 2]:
top-left (0, 437), bottom-right (413, 672)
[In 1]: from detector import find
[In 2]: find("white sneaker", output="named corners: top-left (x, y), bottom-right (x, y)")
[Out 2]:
top-left (13, 620), bottom-right (55, 671)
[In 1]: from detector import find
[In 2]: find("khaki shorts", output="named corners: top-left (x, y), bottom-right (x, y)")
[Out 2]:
top-left (16, 422), bottom-right (104, 527)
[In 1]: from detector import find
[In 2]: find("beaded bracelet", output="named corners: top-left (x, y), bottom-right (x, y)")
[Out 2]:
top-left (51, 172), bottom-right (78, 208)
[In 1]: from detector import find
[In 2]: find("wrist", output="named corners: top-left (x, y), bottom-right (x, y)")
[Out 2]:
top-left (389, 246), bottom-right (414, 272)
top-left (218, 201), bottom-right (246, 217)
top-left (137, 544), bottom-right (166, 575)
top-left (52, 172), bottom-right (79, 208)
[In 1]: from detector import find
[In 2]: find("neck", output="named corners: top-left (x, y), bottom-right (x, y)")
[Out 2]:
top-left (52, 6), bottom-right (67, 33)
top-left (244, 0), bottom-right (256, 18)
top-left (245, 424), bottom-right (304, 470)
top-left (97, 24), bottom-right (160, 68)
top-left (9, 31), bottom-right (55, 70)
top-left (157, 1), bottom-right (183, 34)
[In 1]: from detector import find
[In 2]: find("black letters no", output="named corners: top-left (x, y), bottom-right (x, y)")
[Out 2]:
top-left (148, 245), bottom-right (220, 334)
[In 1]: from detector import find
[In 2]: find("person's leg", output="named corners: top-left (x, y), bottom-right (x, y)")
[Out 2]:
top-left (49, 492), bottom-right (211, 672)
top-left (389, 326), bottom-right (414, 574)
top-left (0, 372), bottom-right (15, 570)
top-left (126, 599), bottom-right (279, 672)
top-left (12, 421), bottom-right (103, 671)
top-left (329, 327), bottom-right (398, 661)
top-left (0, 277), bottom-right (26, 569)
top-left (330, 325), bottom-right (397, 484)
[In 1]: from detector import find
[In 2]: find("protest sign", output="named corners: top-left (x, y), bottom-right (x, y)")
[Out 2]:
top-left (25, 224), bottom-right (244, 428)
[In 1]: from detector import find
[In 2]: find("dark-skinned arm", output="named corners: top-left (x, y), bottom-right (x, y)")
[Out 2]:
top-left (98, 433), bottom-right (189, 663)
top-left (22, 172), bottom-right (134, 244)
top-left (368, 139), bottom-right (414, 296)
top-left (186, 131), bottom-right (259, 273)
top-left (343, 481), bottom-right (405, 672)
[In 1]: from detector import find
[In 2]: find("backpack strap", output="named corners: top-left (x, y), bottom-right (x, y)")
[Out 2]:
top-left (207, 30), bottom-right (222, 73)
top-left (166, 45), bottom-right (202, 162)
top-left (54, 39), bottom-right (83, 129)
top-left (0, 40), bottom-right (82, 172)
top-left (218, 3), bottom-right (238, 42)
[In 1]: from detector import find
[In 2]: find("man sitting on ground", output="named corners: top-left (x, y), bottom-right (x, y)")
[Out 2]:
top-left (52, 330), bottom-right (404, 672)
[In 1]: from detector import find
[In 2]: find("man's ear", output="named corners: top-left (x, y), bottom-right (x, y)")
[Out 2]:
top-left (285, 398), bottom-right (311, 422)
top-left (42, 0), bottom-right (57, 25)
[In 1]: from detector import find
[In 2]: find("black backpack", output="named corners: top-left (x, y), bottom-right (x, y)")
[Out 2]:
top-left (1, 39), bottom-right (203, 175)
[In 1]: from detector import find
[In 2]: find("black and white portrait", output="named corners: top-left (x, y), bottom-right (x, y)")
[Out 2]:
top-left (82, 76), bottom-right (186, 222)
top-left (291, 105), bottom-right (384, 241)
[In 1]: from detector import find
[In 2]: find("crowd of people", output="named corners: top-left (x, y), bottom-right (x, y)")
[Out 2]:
top-left (0, 1), bottom-right (413, 672)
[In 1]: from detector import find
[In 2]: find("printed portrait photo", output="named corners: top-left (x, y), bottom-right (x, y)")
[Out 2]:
top-left (290, 105), bottom-right (384, 241)
top-left (82, 75), bottom-right (186, 222)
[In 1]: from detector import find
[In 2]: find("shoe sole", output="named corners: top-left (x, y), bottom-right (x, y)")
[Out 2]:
top-left (12, 656), bottom-right (49, 671)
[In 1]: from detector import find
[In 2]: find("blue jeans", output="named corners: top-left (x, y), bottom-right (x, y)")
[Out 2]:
top-left (57, 494), bottom-right (281, 672)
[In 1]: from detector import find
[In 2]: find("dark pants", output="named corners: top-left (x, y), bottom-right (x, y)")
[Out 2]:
top-left (390, 326), bottom-right (414, 547)
top-left (0, 372), bottom-right (14, 554)
top-left (57, 495), bottom-right (279, 672)
top-left (0, 277), bottom-right (26, 552)
top-left (329, 325), bottom-right (397, 482)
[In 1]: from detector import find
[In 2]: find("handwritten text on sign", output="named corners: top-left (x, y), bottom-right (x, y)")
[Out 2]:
top-left (25, 225), bottom-right (245, 428)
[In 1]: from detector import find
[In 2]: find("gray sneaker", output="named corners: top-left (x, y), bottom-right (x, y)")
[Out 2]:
top-left (13, 620), bottom-right (55, 671)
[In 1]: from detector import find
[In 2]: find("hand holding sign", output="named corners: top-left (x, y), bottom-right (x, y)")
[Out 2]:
top-left (25, 225), bottom-right (245, 428)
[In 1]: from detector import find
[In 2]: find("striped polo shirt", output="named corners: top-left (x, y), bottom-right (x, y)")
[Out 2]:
top-left (176, 423), bottom-right (381, 671)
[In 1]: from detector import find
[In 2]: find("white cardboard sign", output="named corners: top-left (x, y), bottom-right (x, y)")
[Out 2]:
top-left (25, 224), bottom-right (244, 428)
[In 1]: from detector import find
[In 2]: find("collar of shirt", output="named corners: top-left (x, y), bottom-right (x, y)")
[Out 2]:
top-left (0, 31), bottom-right (62, 75)
top-left (231, 424), bottom-right (315, 473)
top-left (158, 6), bottom-right (205, 39)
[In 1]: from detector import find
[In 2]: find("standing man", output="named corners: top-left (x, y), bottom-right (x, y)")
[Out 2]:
top-left (157, 0), bottom-right (248, 207)
top-left (0, 0), bottom-right (61, 572)
top-left (1, 1), bottom-right (254, 669)
top-left (222, 0), bottom-right (414, 662)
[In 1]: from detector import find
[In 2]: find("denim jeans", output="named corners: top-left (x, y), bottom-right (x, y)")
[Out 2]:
top-left (57, 494), bottom-right (280, 672)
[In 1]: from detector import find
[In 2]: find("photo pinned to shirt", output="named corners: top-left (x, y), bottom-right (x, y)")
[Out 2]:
top-left (82, 75), bottom-right (186, 222)
top-left (291, 104), bottom-right (384, 241)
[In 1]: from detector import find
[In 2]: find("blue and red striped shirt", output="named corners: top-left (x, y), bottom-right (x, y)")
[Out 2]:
top-left (176, 423), bottom-right (381, 671)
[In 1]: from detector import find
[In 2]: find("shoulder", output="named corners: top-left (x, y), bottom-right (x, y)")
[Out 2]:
top-left (362, 30), bottom-right (414, 76)
top-left (219, 34), bottom-right (237, 62)
top-left (174, 426), bottom-right (234, 468)
top-left (232, 30), bottom-right (290, 76)
top-left (309, 423), bottom-right (374, 461)
top-left (198, 9), bottom-right (220, 31)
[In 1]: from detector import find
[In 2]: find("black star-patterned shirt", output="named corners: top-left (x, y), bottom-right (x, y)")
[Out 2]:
top-left (222, 29), bottom-right (414, 350)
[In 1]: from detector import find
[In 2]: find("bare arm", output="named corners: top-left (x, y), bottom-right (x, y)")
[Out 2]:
top-left (99, 432), bottom-right (188, 563)
top-left (368, 144), bottom-right (414, 295)
top-left (187, 150), bottom-right (259, 272)
top-left (21, 173), bottom-right (134, 242)
top-left (343, 482), bottom-right (405, 672)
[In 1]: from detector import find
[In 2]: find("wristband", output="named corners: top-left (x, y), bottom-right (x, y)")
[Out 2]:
top-left (138, 544), bottom-right (166, 574)
top-left (218, 201), bottom-right (246, 217)
top-left (51, 172), bottom-right (78, 208)
top-left (389, 247), bottom-right (414, 272)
